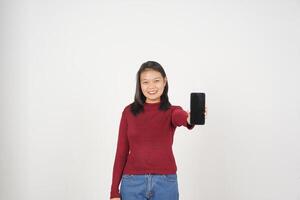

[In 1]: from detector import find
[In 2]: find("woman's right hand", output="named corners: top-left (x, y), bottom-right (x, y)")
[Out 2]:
top-left (110, 198), bottom-right (120, 200)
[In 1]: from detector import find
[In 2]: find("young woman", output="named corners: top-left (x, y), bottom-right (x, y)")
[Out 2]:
top-left (110, 61), bottom-right (206, 200)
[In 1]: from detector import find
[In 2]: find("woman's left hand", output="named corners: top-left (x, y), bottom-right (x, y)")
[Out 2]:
top-left (187, 106), bottom-right (207, 124)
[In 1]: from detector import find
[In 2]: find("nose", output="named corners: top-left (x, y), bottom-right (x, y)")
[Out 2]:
top-left (148, 83), bottom-right (156, 89)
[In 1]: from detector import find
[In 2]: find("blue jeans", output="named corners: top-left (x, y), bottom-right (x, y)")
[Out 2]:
top-left (120, 174), bottom-right (179, 200)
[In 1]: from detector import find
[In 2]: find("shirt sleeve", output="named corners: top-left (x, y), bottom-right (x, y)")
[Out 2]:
top-left (171, 106), bottom-right (195, 130)
top-left (110, 109), bottom-right (129, 198)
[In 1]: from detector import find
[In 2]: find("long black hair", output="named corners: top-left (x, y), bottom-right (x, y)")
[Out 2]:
top-left (130, 61), bottom-right (171, 116)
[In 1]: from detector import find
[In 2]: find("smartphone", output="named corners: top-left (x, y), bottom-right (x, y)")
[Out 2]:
top-left (190, 93), bottom-right (205, 125)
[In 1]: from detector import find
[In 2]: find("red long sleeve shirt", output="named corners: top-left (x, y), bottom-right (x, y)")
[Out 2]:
top-left (110, 102), bottom-right (194, 198)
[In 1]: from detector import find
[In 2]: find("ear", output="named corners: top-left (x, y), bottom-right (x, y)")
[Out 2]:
top-left (164, 77), bottom-right (167, 86)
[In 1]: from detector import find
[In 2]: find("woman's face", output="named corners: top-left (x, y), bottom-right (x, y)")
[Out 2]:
top-left (140, 69), bottom-right (167, 103)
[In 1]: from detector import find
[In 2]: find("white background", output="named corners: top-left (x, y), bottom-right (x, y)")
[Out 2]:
top-left (1, 0), bottom-right (300, 199)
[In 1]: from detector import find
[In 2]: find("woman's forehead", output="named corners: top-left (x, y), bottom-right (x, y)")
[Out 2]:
top-left (140, 70), bottom-right (163, 80)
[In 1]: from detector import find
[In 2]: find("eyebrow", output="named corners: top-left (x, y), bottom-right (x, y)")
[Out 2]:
top-left (141, 77), bottom-right (162, 81)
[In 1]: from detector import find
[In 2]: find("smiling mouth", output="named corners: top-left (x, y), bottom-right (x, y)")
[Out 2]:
top-left (148, 91), bottom-right (157, 95)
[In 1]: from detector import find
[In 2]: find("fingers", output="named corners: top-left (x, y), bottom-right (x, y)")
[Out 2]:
top-left (186, 110), bottom-right (191, 124)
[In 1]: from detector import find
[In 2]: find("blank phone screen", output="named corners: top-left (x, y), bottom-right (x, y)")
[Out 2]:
top-left (190, 93), bottom-right (205, 125)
